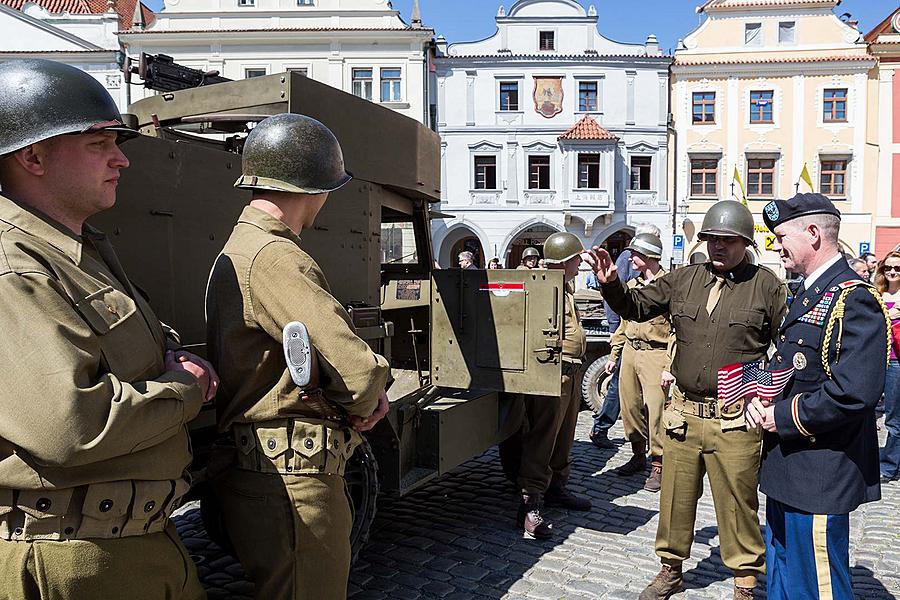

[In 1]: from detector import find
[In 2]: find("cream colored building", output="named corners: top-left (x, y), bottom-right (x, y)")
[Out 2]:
top-left (671, 0), bottom-right (876, 273)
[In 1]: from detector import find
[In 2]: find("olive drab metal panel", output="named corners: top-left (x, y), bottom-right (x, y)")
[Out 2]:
top-left (430, 270), bottom-right (565, 396)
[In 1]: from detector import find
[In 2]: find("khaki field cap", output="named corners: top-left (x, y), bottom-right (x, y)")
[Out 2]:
top-left (235, 113), bottom-right (352, 194)
top-left (626, 233), bottom-right (663, 260)
top-left (0, 58), bottom-right (137, 156)
top-left (522, 246), bottom-right (540, 259)
top-left (698, 200), bottom-right (756, 245)
top-left (543, 232), bottom-right (585, 264)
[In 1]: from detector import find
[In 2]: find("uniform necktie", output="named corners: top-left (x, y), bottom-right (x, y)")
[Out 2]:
top-left (706, 275), bottom-right (726, 316)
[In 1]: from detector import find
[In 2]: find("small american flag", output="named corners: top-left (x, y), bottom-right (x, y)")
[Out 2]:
top-left (717, 361), bottom-right (795, 408)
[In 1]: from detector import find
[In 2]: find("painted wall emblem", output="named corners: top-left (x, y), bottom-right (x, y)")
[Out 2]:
top-left (533, 77), bottom-right (563, 118)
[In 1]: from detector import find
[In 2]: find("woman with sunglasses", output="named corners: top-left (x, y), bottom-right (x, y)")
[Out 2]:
top-left (875, 250), bottom-right (900, 482)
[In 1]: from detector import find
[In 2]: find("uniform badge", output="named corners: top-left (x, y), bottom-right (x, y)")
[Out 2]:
top-left (793, 352), bottom-right (807, 370)
top-left (764, 201), bottom-right (779, 222)
top-left (798, 292), bottom-right (834, 326)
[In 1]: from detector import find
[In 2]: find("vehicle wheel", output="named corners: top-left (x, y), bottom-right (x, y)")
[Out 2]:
top-left (198, 480), bottom-right (235, 555)
top-left (345, 437), bottom-right (379, 565)
top-left (581, 354), bottom-right (612, 415)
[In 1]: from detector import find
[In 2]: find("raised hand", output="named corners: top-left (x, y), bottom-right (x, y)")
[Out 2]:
top-left (582, 246), bottom-right (618, 283)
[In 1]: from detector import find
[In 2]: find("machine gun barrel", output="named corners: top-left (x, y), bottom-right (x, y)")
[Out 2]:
top-left (126, 53), bottom-right (231, 92)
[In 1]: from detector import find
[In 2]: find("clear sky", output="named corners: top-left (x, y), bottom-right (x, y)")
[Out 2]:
top-left (140, 0), bottom-right (898, 53)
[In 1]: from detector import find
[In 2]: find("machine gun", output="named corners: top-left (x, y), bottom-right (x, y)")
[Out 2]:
top-left (124, 53), bottom-right (231, 92)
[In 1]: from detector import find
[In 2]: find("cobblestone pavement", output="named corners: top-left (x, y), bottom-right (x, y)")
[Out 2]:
top-left (175, 411), bottom-right (900, 599)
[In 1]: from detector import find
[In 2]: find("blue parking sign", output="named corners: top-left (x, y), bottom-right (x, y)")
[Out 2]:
top-left (673, 234), bottom-right (684, 250)
top-left (859, 242), bottom-right (871, 256)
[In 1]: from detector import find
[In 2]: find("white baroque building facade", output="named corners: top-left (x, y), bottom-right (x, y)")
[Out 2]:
top-left (432, 0), bottom-right (672, 268)
top-left (119, 0), bottom-right (435, 126)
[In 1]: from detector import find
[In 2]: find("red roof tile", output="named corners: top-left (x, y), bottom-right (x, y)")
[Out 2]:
top-left (0, 0), bottom-right (155, 30)
top-left (700, 0), bottom-right (837, 12)
top-left (559, 116), bottom-right (617, 141)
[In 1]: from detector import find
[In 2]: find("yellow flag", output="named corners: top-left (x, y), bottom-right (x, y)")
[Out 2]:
top-left (798, 163), bottom-right (814, 192)
top-left (732, 166), bottom-right (747, 206)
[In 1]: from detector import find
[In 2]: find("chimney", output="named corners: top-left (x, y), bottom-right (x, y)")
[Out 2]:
top-left (411, 0), bottom-right (422, 28)
top-left (645, 33), bottom-right (660, 56)
top-left (435, 34), bottom-right (448, 57)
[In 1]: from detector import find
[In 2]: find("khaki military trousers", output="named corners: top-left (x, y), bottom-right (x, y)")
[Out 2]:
top-left (655, 408), bottom-right (765, 586)
top-left (618, 345), bottom-right (668, 458)
top-left (518, 370), bottom-right (579, 493)
top-left (213, 466), bottom-right (352, 600)
top-left (0, 522), bottom-right (205, 600)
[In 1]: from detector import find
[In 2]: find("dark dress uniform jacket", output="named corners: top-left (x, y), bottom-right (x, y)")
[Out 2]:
top-left (761, 260), bottom-right (888, 515)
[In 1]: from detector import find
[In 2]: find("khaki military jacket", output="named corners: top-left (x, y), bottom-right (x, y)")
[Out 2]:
top-left (562, 285), bottom-right (586, 361)
top-left (206, 206), bottom-right (389, 431)
top-left (603, 261), bottom-right (786, 398)
top-left (0, 195), bottom-right (202, 492)
top-left (609, 269), bottom-right (673, 364)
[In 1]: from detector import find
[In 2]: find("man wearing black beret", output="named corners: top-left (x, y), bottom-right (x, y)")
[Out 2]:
top-left (747, 193), bottom-right (889, 599)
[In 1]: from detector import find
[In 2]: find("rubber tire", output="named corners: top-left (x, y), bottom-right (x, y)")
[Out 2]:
top-left (199, 438), bottom-right (380, 567)
top-left (345, 437), bottom-right (380, 565)
top-left (581, 354), bottom-right (612, 415)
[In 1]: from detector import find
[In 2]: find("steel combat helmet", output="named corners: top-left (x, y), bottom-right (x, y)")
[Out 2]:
top-left (626, 233), bottom-right (663, 260)
top-left (522, 247), bottom-right (540, 259)
top-left (0, 58), bottom-right (137, 156)
top-left (698, 200), bottom-right (755, 245)
top-left (542, 232), bottom-right (585, 264)
top-left (235, 113), bottom-right (352, 194)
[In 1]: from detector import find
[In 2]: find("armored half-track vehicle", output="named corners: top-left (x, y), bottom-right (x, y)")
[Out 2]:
top-left (89, 64), bottom-right (573, 557)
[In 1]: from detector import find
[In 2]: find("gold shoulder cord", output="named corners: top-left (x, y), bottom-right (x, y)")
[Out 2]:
top-left (822, 285), bottom-right (891, 378)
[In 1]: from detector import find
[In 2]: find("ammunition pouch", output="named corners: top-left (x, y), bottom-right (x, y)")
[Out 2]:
top-left (232, 418), bottom-right (359, 477)
top-left (0, 478), bottom-right (188, 541)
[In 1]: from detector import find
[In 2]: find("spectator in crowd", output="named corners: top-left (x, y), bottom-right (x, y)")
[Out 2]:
top-left (589, 223), bottom-right (658, 450)
top-left (862, 252), bottom-right (878, 281)
top-left (848, 257), bottom-right (870, 280)
top-left (488, 257), bottom-right (502, 269)
top-left (458, 251), bottom-right (477, 269)
top-left (876, 251), bottom-right (900, 482)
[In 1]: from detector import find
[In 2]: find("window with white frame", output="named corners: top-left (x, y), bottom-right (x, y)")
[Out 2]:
top-left (579, 81), bottom-right (598, 112)
top-left (820, 158), bottom-right (848, 197)
top-left (352, 68), bottom-right (373, 101)
top-left (539, 31), bottom-right (555, 51)
top-left (499, 81), bottom-right (519, 111)
top-left (823, 88), bottom-right (847, 123)
top-left (474, 156), bottom-right (497, 190)
top-left (746, 157), bottom-right (776, 198)
top-left (745, 23), bottom-right (762, 46)
top-left (750, 90), bottom-right (774, 124)
top-left (630, 156), bottom-right (652, 190)
top-left (244, 68), bottom-right (266, 79)
top-left (528, 155), bottom-right (551, 189)
top-left (577, 154), bottom-right (600, 189)
top-left (237, 0), bottom-right (254, 6)
top-left (778, 21), bottom-right (795, 44)
top-left (690, 158), bottom-right (718, 196)
top-left (380, 68), bottom-right (402, 102)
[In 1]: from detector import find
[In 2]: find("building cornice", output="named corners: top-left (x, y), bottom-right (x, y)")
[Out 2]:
top-left (673, 55), bottom-right (874, 75)
top-left (437, 54), bottom-right (672, 65)
top-left (118, 26), bottom-right (433, 38)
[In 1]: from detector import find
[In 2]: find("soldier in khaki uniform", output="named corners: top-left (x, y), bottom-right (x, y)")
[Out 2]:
top-left (586, 201), bottom-right (787, 600)
top-left (0, 59), bottom-right (215, 600)
top-left (206, 113), bottom-right (390, 599)
top-left (606, 233), bottom-right (672, 492)
top-left (516, 232), bottom-right (592, 539)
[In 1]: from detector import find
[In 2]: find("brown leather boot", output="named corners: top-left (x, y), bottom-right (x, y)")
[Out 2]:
top-left (644, 458), bottom-right (662, 492)
top-left (614, 441), bottom-right (647, 476)
top-left (733, 585), bottom-right (755, 600)
top-left (545, 482), bottom-right (592, 511)
top-left (638, 563), bottom-right (683, 600)
top-left (517, 493), bottom-right (553, 540)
